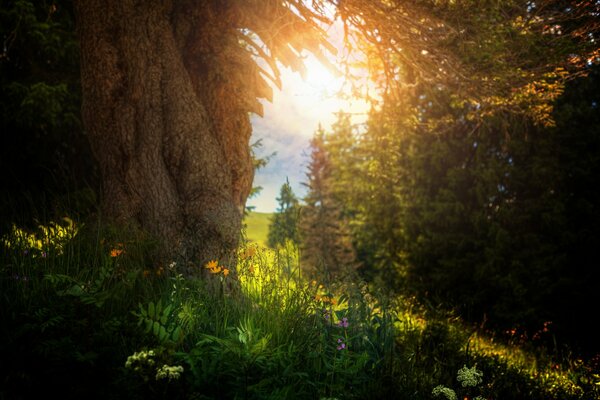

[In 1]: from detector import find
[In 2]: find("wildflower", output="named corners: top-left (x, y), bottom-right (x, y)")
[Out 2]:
top-left (110, 248), bottom-right (123, 257)
top-left (41, 251), bottom-right (47, 258)
top-left (242, 246), bottom-right (256, 259)
top-left (155, 364), bottom-right (184, 381)
top-left (143, 270), bottom-right (151, 278)
top-left (336, 338), bottom-right (346, 351)
top-left (337, 317), bottom-right (349, 328)
top-left (456, 365), bottom-right (483, 388)
top-left (125, 350), bottom-right (156, 370)
top-left (317, 295), bottom-right (335, 304)
top-left (205, 260), bottom-right (221, 274)
top-left (323, 309), bottom-right (331, 321)
top-left (222, 268), bottom-right (230, 276)
top-left (168, 261), bottom-right (177, 270)
top-left (248, 265), bottom-right (255, 274)
top-left (110, 242), bottom-right (125, 257)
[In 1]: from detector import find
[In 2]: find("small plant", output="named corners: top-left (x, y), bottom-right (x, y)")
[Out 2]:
top-left (134, 299), bottom-right (185, 345)
top-left (432, 365), bottom-right (487, 400)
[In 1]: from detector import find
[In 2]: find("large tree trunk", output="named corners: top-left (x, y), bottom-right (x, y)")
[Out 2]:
top-left (74, 1), bottom-right (254, 268)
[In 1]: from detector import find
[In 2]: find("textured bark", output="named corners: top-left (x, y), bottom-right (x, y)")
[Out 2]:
top-left (74, 1), bottom-right (254, 268)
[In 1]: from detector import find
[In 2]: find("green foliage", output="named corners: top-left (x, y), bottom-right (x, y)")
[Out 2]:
top-left (267, 179), bottom-right (301, 248)
top-left (1, 217), bottom-right (598, 399)
top-left (300, 119), bottom-right (358, 279)
top-left (135, 300), bottom-right (184, 345)
top-left (0, 218), bottom-right (166, 398)
top-left (313, 63), bottom-right (600, 357)
top-left (0, 0), bottom-right (97, 220)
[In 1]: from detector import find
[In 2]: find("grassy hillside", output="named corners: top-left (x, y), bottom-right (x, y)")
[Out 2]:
top-left (243, 211), bottom-right (272, 247)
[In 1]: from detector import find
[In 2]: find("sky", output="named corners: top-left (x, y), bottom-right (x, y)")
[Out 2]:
top-left (246, 45), bottom-right (370, 213)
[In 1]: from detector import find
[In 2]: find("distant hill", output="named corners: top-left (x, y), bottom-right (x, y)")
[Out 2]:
top-left (243, 211), bottom-right (272, 247)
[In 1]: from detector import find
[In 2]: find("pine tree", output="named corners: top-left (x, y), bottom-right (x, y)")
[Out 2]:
top-left (300, 122), bottom-right (356, 280)
top-left (267, 179), bottom-right (301, 248)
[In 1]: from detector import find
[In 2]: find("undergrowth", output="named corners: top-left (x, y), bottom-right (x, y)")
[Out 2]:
top-left (1, 218), bottom-right (598, 399)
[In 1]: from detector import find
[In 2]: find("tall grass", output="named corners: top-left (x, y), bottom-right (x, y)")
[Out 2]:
top-left (1, 218), bottom-right (598, 399)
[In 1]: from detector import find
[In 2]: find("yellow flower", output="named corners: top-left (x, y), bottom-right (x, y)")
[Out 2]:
top-left (245, 246), bottom-right (256, 258)
top-left (205, 260), bottom-right (218, 270)
top-left (222, 268), bottom-right (230, 276)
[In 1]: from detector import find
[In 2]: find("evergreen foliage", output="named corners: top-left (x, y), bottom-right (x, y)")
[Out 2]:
top-left (318, 67), bottom-right (600, 356)
top-left (0, 0), bottom-right (97, 226)
top-left (300, 120), bottom-right (356, 279)
top-left (267, 179), bottom-right (301, 248)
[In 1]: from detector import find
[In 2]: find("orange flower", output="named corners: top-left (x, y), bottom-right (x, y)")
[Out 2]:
top-left (222, 268), bottom-right (230, 277)
top-left (110, 248), bottom-right (124, 257)
top-left (143, 270), bottom-right (151, 278)
top-left (204, 260), bottom-right (223, 274)
top-left (205, 260), bottom-right (218, 270)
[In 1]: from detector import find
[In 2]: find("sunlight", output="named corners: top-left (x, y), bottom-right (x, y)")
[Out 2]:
top-left (300, 56), bottom-right (343, 100)
top-left (248, 18), bottom-right (373, 212)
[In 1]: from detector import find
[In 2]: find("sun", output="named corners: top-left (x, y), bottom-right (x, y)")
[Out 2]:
top-left (301, 56), bottom-right (344, 99)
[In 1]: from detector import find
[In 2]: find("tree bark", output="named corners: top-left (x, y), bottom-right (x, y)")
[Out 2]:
top-left (74, 1), bottom-right (254, 269)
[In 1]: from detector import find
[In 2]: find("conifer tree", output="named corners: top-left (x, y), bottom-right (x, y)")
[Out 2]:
top-left (267, 179), bottom-right (300, 248)
top-left (300, 121), bottom-right (356, 279)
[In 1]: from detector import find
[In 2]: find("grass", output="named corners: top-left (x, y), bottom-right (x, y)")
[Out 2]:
top-left (1, 217), bottom-right (599, 400)
top-left (243, 211), bottom-right (272, 247)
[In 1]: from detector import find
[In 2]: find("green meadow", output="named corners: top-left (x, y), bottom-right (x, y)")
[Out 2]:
top-left (243, 212), bottom-right (273, 248)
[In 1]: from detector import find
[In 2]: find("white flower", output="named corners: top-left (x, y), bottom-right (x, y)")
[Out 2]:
top-left (457, 365), bottom-right (483, 388)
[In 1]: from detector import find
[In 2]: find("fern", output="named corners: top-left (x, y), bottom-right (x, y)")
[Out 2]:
top-left (135, 300), bottom-right (185, 344)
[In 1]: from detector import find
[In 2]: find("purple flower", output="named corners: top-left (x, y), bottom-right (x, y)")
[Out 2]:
top-left (337, 317), bottom-right (349, 328)
top-left (323, 309), bottom-right (330, 321)
top-left (336, 338), bottom-right (346, 350)
top-left (41, 251), bottom-right (47, 258)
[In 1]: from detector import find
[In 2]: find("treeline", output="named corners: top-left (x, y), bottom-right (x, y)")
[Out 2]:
top-left (0, 0), bottom-right (97, 227)
top-left (270, 67), bottom-right (600, 358)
